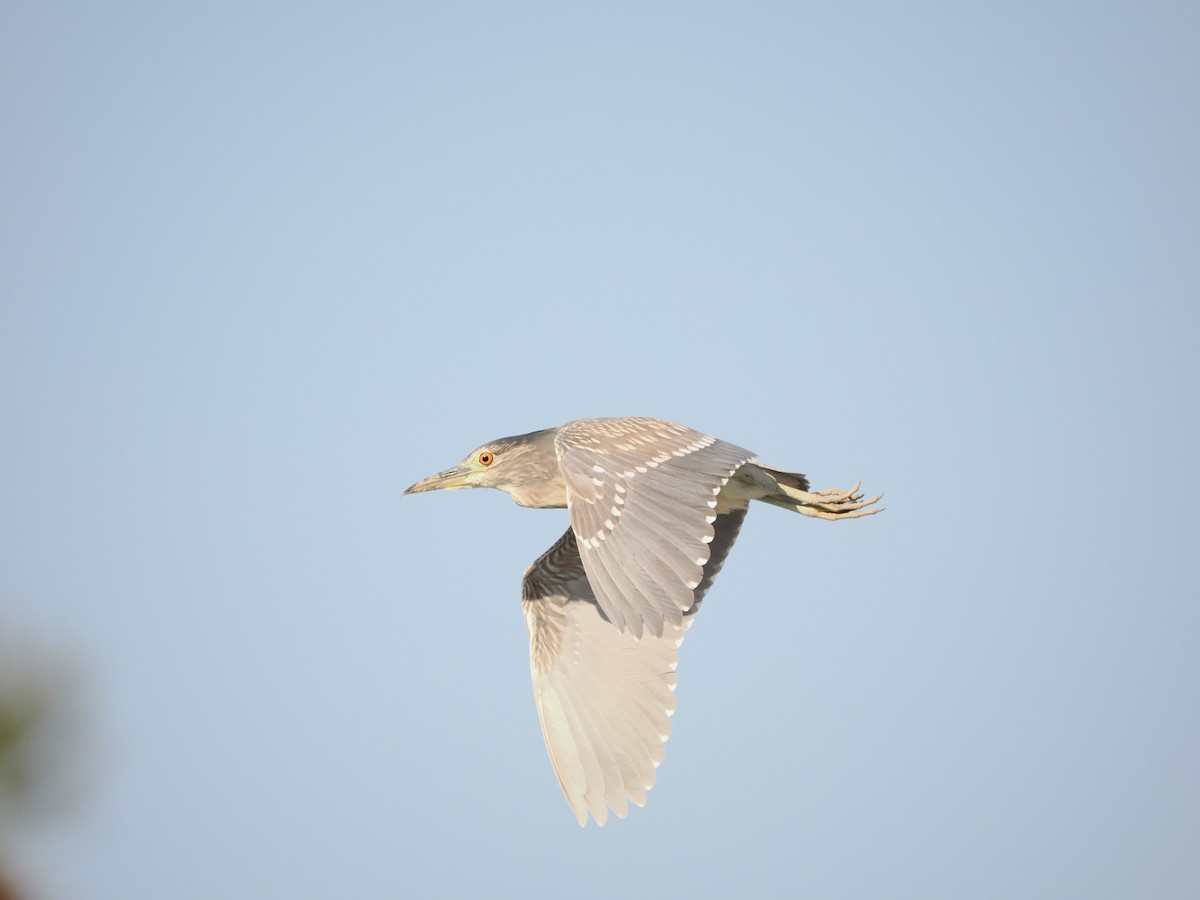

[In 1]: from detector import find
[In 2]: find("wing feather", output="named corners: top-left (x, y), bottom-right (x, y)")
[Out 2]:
top-left (523, 528), bottom-right (688, 826)
top-left (555, 417), bottom-right (756, 636)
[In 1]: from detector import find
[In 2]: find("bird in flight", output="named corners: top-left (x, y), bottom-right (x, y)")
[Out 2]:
top-left (405, 416), bottom-right (881, 825)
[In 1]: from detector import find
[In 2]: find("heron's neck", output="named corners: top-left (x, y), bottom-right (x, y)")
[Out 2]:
top-left (500, 427), bottom-right (568, 508)
top-left (508, 467), bottom-right (568, 508)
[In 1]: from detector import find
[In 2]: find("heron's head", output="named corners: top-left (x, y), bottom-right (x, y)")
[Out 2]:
top-left (403, 427), bottom-right (566, 508)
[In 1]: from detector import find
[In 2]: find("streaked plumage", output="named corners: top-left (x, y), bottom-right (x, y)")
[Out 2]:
top-left (405, 416), bottom-right (881, 825)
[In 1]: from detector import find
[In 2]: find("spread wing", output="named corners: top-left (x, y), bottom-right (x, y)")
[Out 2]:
top-left (554, 417), bottom-right (756, 638)
top-left (523, 528), bottom-right (685, 826)
top-left (521, 512), bottom-right (748, 826)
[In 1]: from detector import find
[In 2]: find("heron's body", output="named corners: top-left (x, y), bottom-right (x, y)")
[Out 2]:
top-left (405, 416), bottom-right (880, 825)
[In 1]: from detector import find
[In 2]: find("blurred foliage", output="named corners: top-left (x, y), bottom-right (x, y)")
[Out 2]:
top-left (0, 685), bottom-right (52, 811)
top-left (0, 630), bottom-right (88, 900)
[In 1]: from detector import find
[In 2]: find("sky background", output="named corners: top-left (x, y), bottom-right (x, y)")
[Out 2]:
top-left (2, 2), bottom-right (1198, 898)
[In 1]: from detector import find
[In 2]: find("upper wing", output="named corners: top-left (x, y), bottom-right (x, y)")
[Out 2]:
top-left (554, 417), bottom-right (756, 637)
top-left (522, 527), bottom-right (689, 826)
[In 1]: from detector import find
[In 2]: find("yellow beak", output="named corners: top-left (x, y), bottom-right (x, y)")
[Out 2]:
top-left (403, 464), bottom-right (474, 494)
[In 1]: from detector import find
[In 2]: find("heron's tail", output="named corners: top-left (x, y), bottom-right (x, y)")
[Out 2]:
top-left (755, 467), bottom-right (810, 510)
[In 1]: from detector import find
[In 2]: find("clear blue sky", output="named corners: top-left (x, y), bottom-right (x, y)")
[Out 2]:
top-left (2, 2), bottom-right (1198, 898)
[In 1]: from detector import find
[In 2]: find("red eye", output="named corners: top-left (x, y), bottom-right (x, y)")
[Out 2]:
top-left (478, 451), bottom-right (494, 466)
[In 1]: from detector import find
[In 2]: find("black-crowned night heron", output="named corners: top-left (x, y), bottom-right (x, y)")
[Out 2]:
top-left (405, 417), bottom-right (881, 825)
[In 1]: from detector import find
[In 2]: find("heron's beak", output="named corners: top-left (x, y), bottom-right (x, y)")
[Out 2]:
top-left (404, 465), bottom-right (474, 494)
